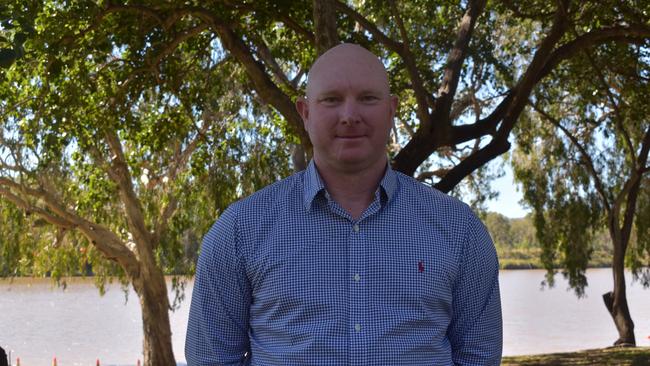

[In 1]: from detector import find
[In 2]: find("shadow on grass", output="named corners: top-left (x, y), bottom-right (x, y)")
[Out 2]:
top-left (502, 347), bottom-right (650, 366)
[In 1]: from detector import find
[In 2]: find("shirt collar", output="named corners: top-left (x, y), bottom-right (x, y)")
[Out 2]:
top-left (303, 159), bottom-right (398, 211)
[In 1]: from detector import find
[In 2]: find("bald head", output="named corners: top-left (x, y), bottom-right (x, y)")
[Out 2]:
top-left (306, 44), bottom-right (391, 99)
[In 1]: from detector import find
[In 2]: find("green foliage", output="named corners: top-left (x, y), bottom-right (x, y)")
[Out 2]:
top-left (511, 35), bottom-right (650, 296)
top-left (483, 211), bottom-right (613, 270)
top-left (0, 1), bottom-right (294, 295)
top-left (0, 1), bottom-right (36, 69)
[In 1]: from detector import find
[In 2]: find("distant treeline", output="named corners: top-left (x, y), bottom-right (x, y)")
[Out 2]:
top-left (483, 212), bottom-right (613, 269)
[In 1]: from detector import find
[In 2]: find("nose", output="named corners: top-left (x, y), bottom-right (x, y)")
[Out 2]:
top-left (340, 99), bottom-right (361, 125)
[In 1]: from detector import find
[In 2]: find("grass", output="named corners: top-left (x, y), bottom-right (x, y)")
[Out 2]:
top-left (502, 347), bottom-right (650, 365)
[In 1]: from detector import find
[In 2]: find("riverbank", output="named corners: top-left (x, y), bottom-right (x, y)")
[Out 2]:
top-left (502, 347), bottom-right (650, 365)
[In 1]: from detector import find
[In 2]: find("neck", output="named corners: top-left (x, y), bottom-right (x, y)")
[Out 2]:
top-left (314, 157), bottom-right (387, 219)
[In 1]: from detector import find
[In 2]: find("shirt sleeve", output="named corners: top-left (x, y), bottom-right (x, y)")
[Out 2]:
top-left (185, 205), bottom-right (252, 366)
top-left (448, 212), bottom-right (503, 365)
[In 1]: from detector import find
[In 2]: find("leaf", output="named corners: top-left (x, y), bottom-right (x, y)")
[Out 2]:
top-left (0, 47), bottom-right (16, 68)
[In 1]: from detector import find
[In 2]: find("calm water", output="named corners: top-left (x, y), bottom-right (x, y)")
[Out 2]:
top-left (1, 268), bottom-right (649, 365)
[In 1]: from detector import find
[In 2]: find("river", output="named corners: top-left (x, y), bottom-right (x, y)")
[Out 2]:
top-left (1, 268), bottom-right (649, 365)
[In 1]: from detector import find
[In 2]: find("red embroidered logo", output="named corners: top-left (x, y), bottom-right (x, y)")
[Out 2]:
top-left (418, 260), bottom-right (425, 273)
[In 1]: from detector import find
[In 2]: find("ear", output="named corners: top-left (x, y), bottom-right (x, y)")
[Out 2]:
top-left (295, 97), bottom-right (310, 127)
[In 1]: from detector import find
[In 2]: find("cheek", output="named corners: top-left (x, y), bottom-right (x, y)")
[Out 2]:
top-left (306, 111), bottom-right (337, 134)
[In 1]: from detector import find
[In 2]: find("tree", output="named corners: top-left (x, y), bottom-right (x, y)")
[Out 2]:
top-left (2, 1), bottom-right (650, 363)
top-left (512, 38), bottom-right (650, 345)
top-left (1, 2), bottom-right (291, 365)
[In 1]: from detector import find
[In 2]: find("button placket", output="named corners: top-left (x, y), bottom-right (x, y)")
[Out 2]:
top-left (349, 220), bottom-right (367, 365)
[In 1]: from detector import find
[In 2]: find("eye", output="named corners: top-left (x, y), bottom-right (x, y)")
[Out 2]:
top-left (319, 96), bottom-right (341, 105)
top-left (360, 95), bottom-right (380, 103)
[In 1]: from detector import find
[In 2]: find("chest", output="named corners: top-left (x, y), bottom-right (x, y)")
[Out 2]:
top-left (246, 213), bottom-right (460, 317)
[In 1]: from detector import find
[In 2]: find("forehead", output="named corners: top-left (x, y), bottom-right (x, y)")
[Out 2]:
top-left (306, 45), bottom-right (390, 96)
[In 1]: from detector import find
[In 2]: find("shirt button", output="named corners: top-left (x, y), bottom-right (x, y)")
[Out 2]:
top-left (354, 273), bottom-right (360, 282)
top-left (355, 323), bottom-right (361, 332)
top-left (353, 224), bottom-right (360, 232)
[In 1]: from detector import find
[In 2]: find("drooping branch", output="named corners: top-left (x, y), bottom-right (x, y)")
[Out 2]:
top-left (148, 23), bottom-right (210, 70)
top-left (577, 42), bottom-right (639, 163)
top-left (532, 103), bottom-right (612, 211)
top-left (275, 14), bottom-right (315, 44)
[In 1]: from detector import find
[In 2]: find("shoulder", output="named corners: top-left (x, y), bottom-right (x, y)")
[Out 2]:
top-left (229, 170), bottom-right (304, 218)
top-left (202, 171), bottom-right (305, 252)
top-left (213, 170), bottom-right (305, 242)
top-left (393, 171), bottom-right (476, 225)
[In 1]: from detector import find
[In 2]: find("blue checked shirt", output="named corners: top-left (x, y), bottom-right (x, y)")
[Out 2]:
top-left (186, 161), bottom-right (502, 365)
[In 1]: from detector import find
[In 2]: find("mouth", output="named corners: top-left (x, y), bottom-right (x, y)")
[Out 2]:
top-left (336, 135), bottom-right (366, 139)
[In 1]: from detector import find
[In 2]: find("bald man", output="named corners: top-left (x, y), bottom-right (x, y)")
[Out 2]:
top-left (186, 44), bottom-right (502, 365)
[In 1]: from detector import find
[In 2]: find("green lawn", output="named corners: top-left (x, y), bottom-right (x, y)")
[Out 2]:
top-left (502, 347), bottom-right (650, 365)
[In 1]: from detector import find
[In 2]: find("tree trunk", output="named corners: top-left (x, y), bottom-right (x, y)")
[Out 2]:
top-left (312, 0), bottom-right (339, 56)
top-left (132, 265), bottom-right (176, 366)
top-left (603, 222), bottom-right (636, 346)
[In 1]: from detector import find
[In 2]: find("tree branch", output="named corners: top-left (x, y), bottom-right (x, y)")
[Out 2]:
top-left (0, 178), bottom-right (140, 276)
top-left (537, 24), bottom-right (650, 85)
top-left (208, 18), bottom-right (310, 147)
top-left (333, 1), bottom-right (403, 53)
top-left (433, 138), bottom-right (511, 193)
top-left (103, 129), bottom-right (151, 251)
top-left (0, 185), bottom-right (76, 229)
top-left (434, 0), bottom-right (487, 124)
top-left (619, 126), bottom-right (650, 249)
top-left (387, 0), bottom-right (431, 126)
top-left (248, 33), bottom-right (297, 95)
top-left (313, 0), bottom-right (339, 55)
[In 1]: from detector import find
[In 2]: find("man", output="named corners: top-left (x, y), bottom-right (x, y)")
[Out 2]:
top-left (186, 43), bottom-right (502, 365)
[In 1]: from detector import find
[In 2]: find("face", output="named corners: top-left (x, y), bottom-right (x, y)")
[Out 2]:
top-left (296, 44), bottom-right (398, 174)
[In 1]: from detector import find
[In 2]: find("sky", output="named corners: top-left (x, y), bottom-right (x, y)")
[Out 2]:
top-left (484, 159), bottom-right (530, 218)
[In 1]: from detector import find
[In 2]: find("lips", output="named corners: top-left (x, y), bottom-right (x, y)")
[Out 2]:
top-left (336, 134), bottom-right (366, 139)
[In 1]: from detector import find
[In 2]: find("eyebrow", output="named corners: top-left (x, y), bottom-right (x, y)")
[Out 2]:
top-left (316, 88), bottom-right (385, 97)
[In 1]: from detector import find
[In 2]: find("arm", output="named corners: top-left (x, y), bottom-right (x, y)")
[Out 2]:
top-left (185, 205), bottom-right (252, 365)
top-left (448, 213), bottom-right (503, 365)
